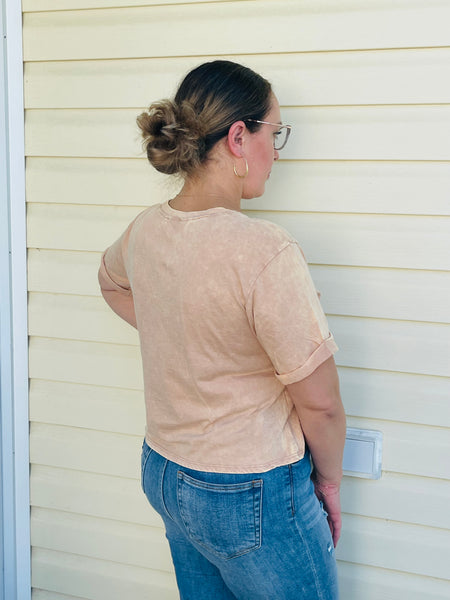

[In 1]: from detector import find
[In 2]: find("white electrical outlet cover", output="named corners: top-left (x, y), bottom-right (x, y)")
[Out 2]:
top-left (343, 428), bottom-right (383, 479)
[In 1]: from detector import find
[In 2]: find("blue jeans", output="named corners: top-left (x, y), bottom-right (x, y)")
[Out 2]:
top-left (141, 441), bottom-right (339, 599)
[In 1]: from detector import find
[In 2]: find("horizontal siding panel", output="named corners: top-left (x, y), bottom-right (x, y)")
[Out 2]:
top-left (312, 266), bottom-right (450, 324)
top-left (29, 337), bottom-right (143, 390)
top-left (27, 204), bottom-right (450, 270)
top-left (337, 513), bottom-right (449, 581)
top-left (22, 1), bottom-right (450, 62)
top-left (30, 423), bottom-right (142, 478)
top-left (338, 561), bottom-right (450, 600)
top-left (29, 379), bottom-right (144, 435)
top-left (25, 109), bottom-right (140, 159)
top-left (27, 249), bottom-right (102, 296)
top-left (250, 211), bottom-right (450, 271)
top-left (27, 204), bottom-right (143, 253)
top-left (28, 293), bottom-right (139, 345)
top-left (330, 316), bottom-right (450, 377)
top-left (28, 293), bottom-right (450, 376)
top-left (24, 0), bottom-right (222, 10)
top-left (29, 368), bottom-right (450, 431)
top-left (32, 507), bottom-right (173, 572)
top-left (25, 106), bottom-right (450, 160)
top-left (246, 160), bottom-right (450, 216)
top-left (346, 415), bottom-right (449, 480)
top-left (339, 367), bottom-right (450, 428)
top-left (29, 413), bottom-right (449, 481)
top-left (25, 157), bottom-right (167, 208)
top-left (32, 548), bottom-right (178, 600)
top-left (30, 465), bottom-right (161, 528)
top-left (33, 590), bottom-right (85, 600)
top-left (24, 48), bottom-right (450, 109)
top-left (30, 463), bottom-right (449, 532)
top-left (341, 472), bottom-right (450, 530)
top-left (280, 106), bottom-right (450, 161)
top-left (26, 157), bottom-right (450, 216)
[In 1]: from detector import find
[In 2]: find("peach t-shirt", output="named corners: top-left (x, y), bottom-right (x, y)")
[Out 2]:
top-left (99, 201), bottom-right (337, 473)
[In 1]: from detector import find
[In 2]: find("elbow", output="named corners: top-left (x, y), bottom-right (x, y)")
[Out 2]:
top-left (310, 391), bottom-right (344, 418)
top-left (321, 396), bottom-right (345, 421)
top-left (289, 385), bottom-right (345, 423)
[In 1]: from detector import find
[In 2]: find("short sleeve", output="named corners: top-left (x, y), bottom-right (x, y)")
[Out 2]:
top-left (98, 222), bottom-right (134, 296)
top-left (246, 242), bottom-right (338, 385)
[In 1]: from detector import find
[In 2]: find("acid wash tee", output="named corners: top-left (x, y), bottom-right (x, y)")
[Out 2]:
top-left (98, 200), bottom-right (338, 473)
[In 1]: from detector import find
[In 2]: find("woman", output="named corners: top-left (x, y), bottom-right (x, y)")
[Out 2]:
top-left (99, 60), bottom-right (346, 600)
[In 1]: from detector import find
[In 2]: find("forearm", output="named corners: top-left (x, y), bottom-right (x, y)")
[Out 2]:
top-left (298, 402), bottom-right (346, 485)
top-left (303, 405), bottom-right (346, 547)
top-left (101, 289), bottom-right (137, 328)
top-left (286, 356), bottom-right (345, 546)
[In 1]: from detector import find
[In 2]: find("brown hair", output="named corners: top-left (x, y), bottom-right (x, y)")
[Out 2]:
top-left (137, 60), bottom-right (272, 176)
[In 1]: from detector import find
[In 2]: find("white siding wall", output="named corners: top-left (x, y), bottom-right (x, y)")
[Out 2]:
top-left (23, 1), bottom-right (450, 598)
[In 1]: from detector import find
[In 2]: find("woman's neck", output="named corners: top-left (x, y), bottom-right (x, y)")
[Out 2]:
top-left (169, 152), bottom-right (243, 212)
top-left (169, 192), bottom-right (240, 213)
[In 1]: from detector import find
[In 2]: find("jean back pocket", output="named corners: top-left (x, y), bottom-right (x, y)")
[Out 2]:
top-left (177, 471), bottom-right (263, 560)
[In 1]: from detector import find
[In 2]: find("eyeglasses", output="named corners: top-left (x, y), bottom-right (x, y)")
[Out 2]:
top-left (245, 119), bottom-right (292, 151)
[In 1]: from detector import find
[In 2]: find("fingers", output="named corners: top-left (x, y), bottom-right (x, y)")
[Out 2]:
top-left (313, 481), bottom-right (342, 547)
top-left (329, 515), bottom-right (341, 547)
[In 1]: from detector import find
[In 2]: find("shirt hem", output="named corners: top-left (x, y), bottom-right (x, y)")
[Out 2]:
top-left (144, 435), bottom-right (305, 474)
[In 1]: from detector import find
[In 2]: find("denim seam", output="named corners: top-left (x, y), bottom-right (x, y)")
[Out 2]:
top-left (288, 464), bottom-right (295, 517)
top-left (141, 444), bottom-right (153, 493)
top-left (255, 480), bottom-right (263, 549)
top-left (179, 472), bottom-right (259, 493)
top-left (160, 459), bottom-right (175, 522)
top-left (292, 517), bottom-right (326, 600)
top-left (224, 480), bottom-right (263, 560)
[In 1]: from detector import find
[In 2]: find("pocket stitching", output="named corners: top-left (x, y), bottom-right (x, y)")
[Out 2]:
top-left (177, 471), bottom-right (263, 560)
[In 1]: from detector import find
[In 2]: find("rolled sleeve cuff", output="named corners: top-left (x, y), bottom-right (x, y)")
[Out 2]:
top-left (98, 252), bottom-right (132, 296)
top-left (275, 335), bottom-right (338, 385)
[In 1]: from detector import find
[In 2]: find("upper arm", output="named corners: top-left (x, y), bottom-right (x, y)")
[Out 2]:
top-left (246, 242), bottom-right (338, 385)
top-left (286, 356), bottom-right (341, 414)
top-left (98, 220), bottom-right (136, 296)
top-left (98, 250), bottom-right (132, 297)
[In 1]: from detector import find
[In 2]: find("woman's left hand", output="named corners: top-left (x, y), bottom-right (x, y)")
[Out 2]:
top-left (313, 480), bottom-right (342, 547)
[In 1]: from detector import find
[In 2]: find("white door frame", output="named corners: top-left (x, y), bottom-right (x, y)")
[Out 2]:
top-left (1, 1), bottom-right (31, 598)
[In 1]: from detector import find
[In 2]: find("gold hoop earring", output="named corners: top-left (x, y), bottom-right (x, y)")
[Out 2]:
top-left (233, 157), bottom-right (248, 179)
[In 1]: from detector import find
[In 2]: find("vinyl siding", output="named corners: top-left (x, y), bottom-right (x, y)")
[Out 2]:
top-left (23, 1), bottom-right (450, 598)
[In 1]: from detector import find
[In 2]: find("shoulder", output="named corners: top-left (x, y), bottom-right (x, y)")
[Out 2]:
top-left (223, 211), bottom-right (298, 256)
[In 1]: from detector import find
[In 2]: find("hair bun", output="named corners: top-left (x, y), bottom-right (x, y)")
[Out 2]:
top-left (137, 61), bottom-right (272, 176)
top-left (137, 100), bottom-right (205, 175)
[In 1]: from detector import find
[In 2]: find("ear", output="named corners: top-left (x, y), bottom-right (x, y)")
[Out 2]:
top-left (227, 121), bottom-right (246, 158)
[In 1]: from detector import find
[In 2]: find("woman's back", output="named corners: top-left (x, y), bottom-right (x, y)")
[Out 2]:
top-left (102, 200), bottom-right (335, 472)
